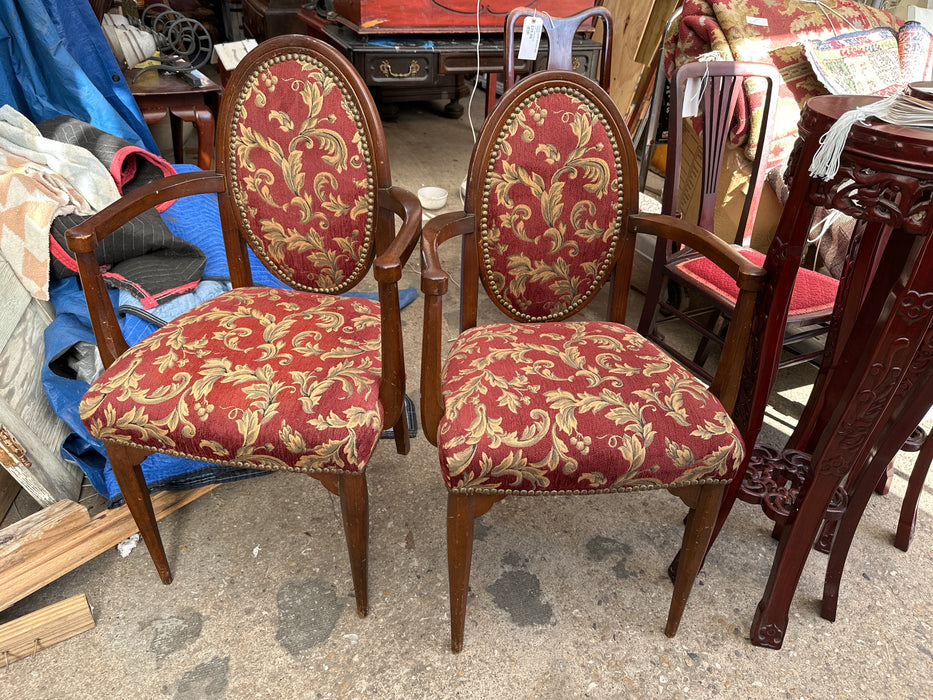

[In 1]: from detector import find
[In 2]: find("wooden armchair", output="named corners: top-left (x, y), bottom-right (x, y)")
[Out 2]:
top-left (65, 35), bottom-right (421, 617)
top-left (420, 70), bottom-right (766, 652)
top-left (636, 61), bottom-right (837, 382)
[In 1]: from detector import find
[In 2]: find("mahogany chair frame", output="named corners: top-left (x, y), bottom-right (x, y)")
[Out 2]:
top-left (502, 5), bottom-right (613, 92)
top-left (65, 35), bottom-right (421, 617)
top-left (420, 70), bottom-right (766, 652)
top-left (635, 61), bottom-right (827, 382)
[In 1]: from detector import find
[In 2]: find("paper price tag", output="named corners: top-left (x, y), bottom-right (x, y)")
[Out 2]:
top-left (746, 16), bottom-right (769, 27)
top-left (518, 16), bottom-right (544, 61)
top-left (682, 76), bottom-right (703, 118)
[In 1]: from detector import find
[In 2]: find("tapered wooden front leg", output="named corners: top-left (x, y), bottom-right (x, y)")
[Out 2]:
top-left (447, 493), bottom-right (476, 654)
top-left (447, 492), bottom-right (503, 652)
top-left (393, 404), bottom-right (411, 456)
top-left (107, 442), bottom-right (172, 584)
top-left (338, 473), bottom-right (369, 618)
top-left (666, 483), bottom-right (725, 637)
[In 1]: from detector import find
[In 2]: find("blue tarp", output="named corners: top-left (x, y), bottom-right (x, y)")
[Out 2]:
top-left (0, 0), bottom-right (157, 151)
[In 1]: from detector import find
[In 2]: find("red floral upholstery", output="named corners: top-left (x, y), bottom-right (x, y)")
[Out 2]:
top-left (228, 53), bottom-right (375, 293)
top-left (80, 288), bottom-right (384, 473)
top-left (675, 248), bottom-right (838, 317)
top-left (479, 89), bottom-right (624, 321)
top-left (438, 321), bottom-right (744, 493)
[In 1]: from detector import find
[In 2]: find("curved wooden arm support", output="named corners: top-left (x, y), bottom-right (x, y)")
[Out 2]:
top-left (631, 213), bottom-right (765, 411)
top-left (421, 212), bottom-right (475, 295)
top-left (372, 185), bottom-right (422, 430)
top-left (373, 185), bottom-right (422, 283)
top-left (64, 171), bottom-right (226, 369)
top-left (631, 213), bottom-right (766, 290)
top-left (420, 212), bottom-right (477, 446)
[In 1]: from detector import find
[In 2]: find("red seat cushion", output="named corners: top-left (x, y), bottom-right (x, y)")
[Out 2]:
top-left (80, 287), bottom-right (384, 473)
top-left (675, 248), bottom-right (839, 317)
top-left (438, 321), bottom-right (744, 494)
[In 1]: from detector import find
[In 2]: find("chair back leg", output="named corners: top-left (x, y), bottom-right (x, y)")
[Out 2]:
top-left (392, 406), bottom-right (411, 456)
top-left (896, 428), bottom-right (933, 551)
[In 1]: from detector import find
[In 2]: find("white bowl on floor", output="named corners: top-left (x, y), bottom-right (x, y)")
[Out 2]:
top-left (417, 186), bottom-right (448, 210)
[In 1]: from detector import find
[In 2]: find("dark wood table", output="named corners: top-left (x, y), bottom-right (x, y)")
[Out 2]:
top-left (298, 7), bottom-right (602, 119)
top-left (729, 94), bottom-right (933, 649)
top-left (124, 68), bottom-right (223, 170)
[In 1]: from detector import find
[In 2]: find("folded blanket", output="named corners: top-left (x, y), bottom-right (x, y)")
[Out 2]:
top-left (38, 116), bottom-right (178, 208)
top-left (37, 116), bottom-right (206, 308)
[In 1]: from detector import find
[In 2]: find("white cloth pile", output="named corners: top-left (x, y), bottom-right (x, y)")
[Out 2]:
top-left (0, 105), bottom-right (119, 299)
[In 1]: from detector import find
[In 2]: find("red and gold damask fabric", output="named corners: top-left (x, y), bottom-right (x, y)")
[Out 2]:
top-left (229, 54), bottom-right (375, 293)
top-left (438, 321), bottom-right (744, 494)
top-left (479, 89), bottom-right (623, 321)
top-left (669, 0), bottom-right (904, 168)
top-left (79, 288), bottom-right (384, 473)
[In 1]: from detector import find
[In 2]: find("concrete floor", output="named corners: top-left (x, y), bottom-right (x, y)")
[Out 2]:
top-left (3, 89), bottom-right (932, 699)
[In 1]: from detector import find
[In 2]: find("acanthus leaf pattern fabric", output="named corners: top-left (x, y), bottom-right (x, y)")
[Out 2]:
top-left (438, 322), bottom-right (744, 494)
top-left (479, 88), bottom-right (623, 321)
top-left (79, 288), bottom-right (384, 473)
top-left (230, 54), bottom-right (375, 293)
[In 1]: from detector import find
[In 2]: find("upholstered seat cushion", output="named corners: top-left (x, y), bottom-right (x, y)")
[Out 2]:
top-left (79, 287), bottom-right (384, 473)
top-left (675, 248), bottom-right (839, 317)
top-left (438, 321), bottom-right (744, 494)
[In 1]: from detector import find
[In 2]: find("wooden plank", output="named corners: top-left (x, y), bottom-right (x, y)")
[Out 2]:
top-left (600, 0), bottom-right (682, 120)
top-left (0, 255), bottom-right (32, 354)
top-left (634, 0), bottom-right (681, 66)
top-left (0, 485), bottom-right (217, 613)
top-left (0, 297), bottom-right (82, 503)
top-left (0, 594), bottom-right (95, 668)
top-left (0, 500), bottom-right (92, 566)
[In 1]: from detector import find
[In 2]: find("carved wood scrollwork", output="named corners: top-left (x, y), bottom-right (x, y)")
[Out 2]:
top-left (738, 445), bottom-right (847, 522)
top-left (829, 290), bottom-right (933, 461)
top-left (809, 162), bottom-right (933, 235)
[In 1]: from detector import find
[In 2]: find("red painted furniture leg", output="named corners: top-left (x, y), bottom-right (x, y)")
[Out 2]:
top-left (895, 428), bottom-right (933, 552)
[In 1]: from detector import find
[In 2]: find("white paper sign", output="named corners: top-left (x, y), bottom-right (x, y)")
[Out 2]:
top-left (212, 39), bottom-right (259, 71)
top-left (682, 77), bottom-right (703, 118)
top-left (518, 16), bottom-right (544, 61)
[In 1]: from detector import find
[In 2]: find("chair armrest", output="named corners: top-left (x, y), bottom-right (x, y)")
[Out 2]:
top-left (630, 213), bottom-right (765, 293)
top-left (65, 171), bottom-right (226, 368)
top-left (372, 185), bottom-right (422, 427)
top-left (421, 212), bottom-right (475, 296)
top-left (420, 211), bottom-right (476, 445)
top-left (630, 212), bottom-right (766, 412)
top-left (374, 185), bottom-right (422, 282)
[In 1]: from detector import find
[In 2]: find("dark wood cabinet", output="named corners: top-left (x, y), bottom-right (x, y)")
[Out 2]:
top-left (242, 0), bottom-right (306, 40)
top-left (298, 6), bottom-right (602, 118)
